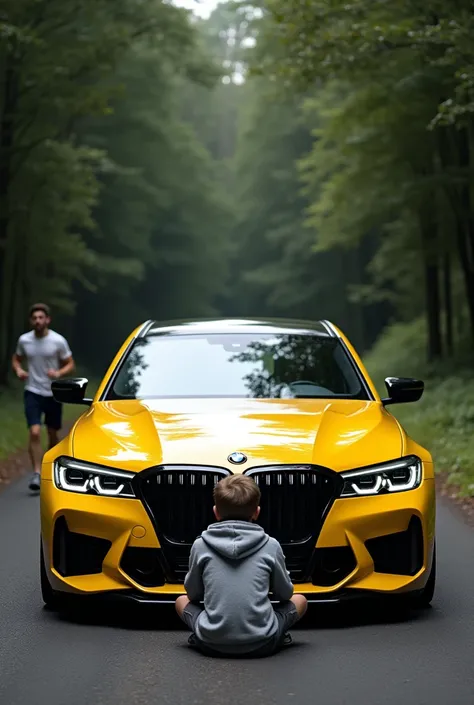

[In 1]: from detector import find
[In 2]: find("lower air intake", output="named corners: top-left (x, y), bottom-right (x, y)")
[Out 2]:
top-left (120, 547), bottom-right (165, 587)
top-left (53, 516), bottom-right (111, 577)
top-left (365, 516), bottom-right (424, 576)
top-left (311, 546), bottom-right (357, 587)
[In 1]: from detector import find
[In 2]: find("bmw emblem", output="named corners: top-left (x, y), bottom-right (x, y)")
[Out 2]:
top-left (228, 451), bottom-right (247, 465)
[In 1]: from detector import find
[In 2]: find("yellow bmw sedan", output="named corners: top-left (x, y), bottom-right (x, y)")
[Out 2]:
top-left (40, 318), bottom-right (436, 610)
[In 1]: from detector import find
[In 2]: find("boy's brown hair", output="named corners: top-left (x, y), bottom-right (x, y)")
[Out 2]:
top-left (213, 475), bottom-right (261, 521)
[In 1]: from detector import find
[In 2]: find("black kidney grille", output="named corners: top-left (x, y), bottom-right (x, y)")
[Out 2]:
top-left (137, 467), bottom-right (230, 580)
top-left (248, 466), bottom-right (340, 582)
top-left (137, 465), bottom-right (339, 583)
top-left (249, 467), bottom-right (338, 543)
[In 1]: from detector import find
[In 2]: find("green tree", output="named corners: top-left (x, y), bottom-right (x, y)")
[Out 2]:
top-left (0, 0), bottom-right (231, 381)
top-left (70, 40), bottom-right (232, 372)
top-left (256, 0), bottom-right (474, 361)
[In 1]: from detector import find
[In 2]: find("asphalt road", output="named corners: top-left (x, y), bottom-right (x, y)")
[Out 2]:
top-left (1, 477), bottom-right (473, 705)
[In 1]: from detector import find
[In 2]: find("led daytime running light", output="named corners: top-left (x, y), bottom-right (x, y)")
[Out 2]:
top-left (340, 457), bottom-right (422, 497)
top-left (54, 458), bottom-right (136, 498)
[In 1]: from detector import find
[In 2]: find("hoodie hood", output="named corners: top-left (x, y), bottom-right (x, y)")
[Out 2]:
top-left (200, 521), bottom-right (270, 561)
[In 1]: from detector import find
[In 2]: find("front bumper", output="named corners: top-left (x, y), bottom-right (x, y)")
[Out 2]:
top-left (40, 466), bottom-right (436, 600)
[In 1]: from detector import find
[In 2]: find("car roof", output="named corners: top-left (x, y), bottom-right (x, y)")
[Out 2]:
top-left (142, 318), bottom-right (337, 338)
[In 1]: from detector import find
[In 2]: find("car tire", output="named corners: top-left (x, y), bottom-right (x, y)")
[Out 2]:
top-left (40, 541), bottom-right (62, 610)
top-left (410, 545), bottom-right (436, 609)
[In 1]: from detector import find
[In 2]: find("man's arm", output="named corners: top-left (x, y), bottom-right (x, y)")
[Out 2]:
top-left (184, 541), bottom-right (204, 602)
top-left (47, 337), bottom-right (75, 380)
top-left (47, 355), bottom-right (75, 380)
top-left (12, 353), bottom-right (29, 380)
top-left (12, 338), bottom-right (28, 380)
top-left (270, 543), bottom-right (294, 602)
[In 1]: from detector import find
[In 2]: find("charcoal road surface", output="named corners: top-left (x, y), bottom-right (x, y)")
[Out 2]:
top-left (1, 477), bottom-right (473, 705)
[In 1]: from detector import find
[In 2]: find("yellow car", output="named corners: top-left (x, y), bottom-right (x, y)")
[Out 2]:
top-left (40, 318), bottom-right (436, 610)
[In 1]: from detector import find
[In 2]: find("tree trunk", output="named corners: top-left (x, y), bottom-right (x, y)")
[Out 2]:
top-left (420, 207), bottom-right (443, 362)
top-left (424, 258), bottom-right (443, 362)
top-left (437, 126), bottom-right (474, 343)
top-left (455, 128), bottom-right (474, 342)
top-left (443, 253), bottom-right (453, 356)
top-left (0, 55), bottom-right (17, 260)
top-left (454, 214), bottom-right (474, 339)
top-left (0, 52), bottom-right (19, 385)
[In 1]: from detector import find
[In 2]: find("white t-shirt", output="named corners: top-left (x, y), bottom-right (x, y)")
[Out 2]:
top-left (16, 330), bottom-right (73, 397)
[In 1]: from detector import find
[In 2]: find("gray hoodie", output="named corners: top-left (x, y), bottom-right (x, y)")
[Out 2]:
top-left (184, 520), bottom-right (294, 653)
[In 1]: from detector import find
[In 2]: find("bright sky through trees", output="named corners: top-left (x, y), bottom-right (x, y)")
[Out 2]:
top-left (174, 0), bottom-right (220, 18)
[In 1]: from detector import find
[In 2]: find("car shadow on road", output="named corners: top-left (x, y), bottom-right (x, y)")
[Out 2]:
top-left (43, 598), bottom-right (439, 634)
top-left (44, 601), bottom-right (184, 631)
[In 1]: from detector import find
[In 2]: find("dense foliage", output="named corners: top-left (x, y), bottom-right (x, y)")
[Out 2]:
top-left (3, 0), bottom-right (474, 373)
top-left (253, 0), bottom-right (474, 367)
top-left (0, 0), bottom-right (232, 378)
top-left (1, 0), bottom-right (474, 373)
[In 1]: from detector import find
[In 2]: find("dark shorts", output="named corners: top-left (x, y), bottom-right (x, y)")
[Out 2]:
top-left (181, 601), bottom-right (299, 657)
top-left (24, 390), bottom-right (63, 430)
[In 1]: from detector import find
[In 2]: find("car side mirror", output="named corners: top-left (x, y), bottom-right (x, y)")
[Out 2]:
top-left (51, 377), bottom-right (93, 406)
top-left (382, 377), bottom-right (424, 406)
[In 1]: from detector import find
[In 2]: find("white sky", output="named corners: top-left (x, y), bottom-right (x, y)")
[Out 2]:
top-left (173, 0), bottom-right (247, 84)
top-left (174, 0), bottom-right (221, 18)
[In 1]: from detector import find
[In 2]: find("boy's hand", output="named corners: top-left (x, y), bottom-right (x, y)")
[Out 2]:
top-left (16, 368), bottom-right (28, 380)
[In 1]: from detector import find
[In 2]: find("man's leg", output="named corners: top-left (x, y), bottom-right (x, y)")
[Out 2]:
top-left (28, 424), bottom-right (43, 491)
top-left (45, 397), bottom-right (62, 450)
top-left (28, 424), bottom-right (43, 474)
top-left (47, 428), bottom-right (59, 449)
top-left (24, 391), bottom-right (43, 491)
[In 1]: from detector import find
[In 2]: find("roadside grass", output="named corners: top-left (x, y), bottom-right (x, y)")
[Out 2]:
top-left (387, 377), bottom-right (474, 497)
top-left (363, 320), bottom-right (474, 498)
top-left (0, 379), bottom-right (98, 460)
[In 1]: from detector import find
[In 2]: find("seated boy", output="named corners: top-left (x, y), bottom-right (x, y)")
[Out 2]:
top-left (175, 474), bottom-right (308, 656)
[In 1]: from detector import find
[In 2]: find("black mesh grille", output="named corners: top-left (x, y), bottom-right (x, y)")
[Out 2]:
top-left (248, 466), bottom-right (341, 582)
top-left (136, 466), bottom-right (230, 581)
top-left (53, 516), bottom-right (111, 577)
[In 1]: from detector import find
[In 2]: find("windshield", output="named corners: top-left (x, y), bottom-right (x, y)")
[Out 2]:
top-left (106, 333), bottom-right (368, 400)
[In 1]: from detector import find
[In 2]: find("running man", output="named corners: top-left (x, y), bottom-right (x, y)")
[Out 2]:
top-left (12, 303), bottom-right (75, 492)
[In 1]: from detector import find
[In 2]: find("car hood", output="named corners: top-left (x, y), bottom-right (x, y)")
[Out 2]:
top-left (71, 397), bottom-right (403, 473)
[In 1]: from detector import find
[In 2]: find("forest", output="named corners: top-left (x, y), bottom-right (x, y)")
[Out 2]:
top-left (1, 1), bottom-right (474, 494)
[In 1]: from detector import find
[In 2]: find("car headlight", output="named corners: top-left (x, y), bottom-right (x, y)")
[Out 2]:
top-left (54, 457), bottom-right (136, 498)
top-left (340, 456), bottom-right (422, 497)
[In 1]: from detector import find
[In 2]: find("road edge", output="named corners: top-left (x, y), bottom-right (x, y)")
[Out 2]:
top-left (0, 425), bottom-right (72, 494)
top-left (436, 473), bottom-right (474, 529)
